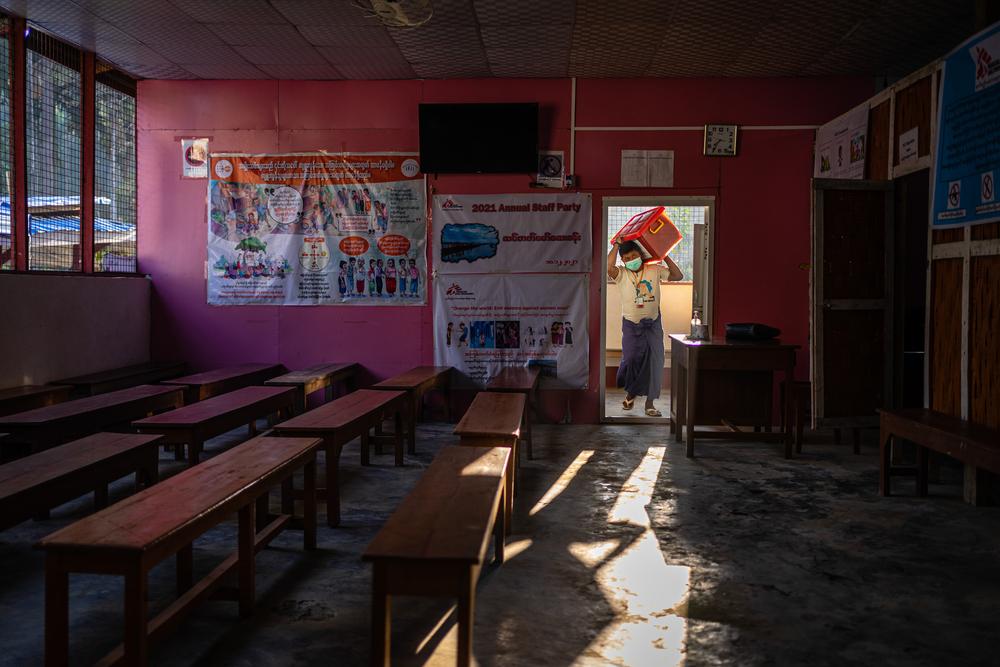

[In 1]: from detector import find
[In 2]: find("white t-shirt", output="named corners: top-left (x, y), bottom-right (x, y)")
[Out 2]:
top-left (614, 264), bottom-right (671, 324)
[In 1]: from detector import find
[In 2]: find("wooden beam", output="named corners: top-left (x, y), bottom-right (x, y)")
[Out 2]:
top-left (11, 15), bottom-right (26, 271)
top-left (80, 50), bottom-right (95, 273)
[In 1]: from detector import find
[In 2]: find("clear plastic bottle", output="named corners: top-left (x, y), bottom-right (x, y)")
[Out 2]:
top-left (691, 309), bottom-right (702, 338)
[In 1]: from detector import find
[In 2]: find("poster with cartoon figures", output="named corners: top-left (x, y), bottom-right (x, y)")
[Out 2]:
top-left (432, 193), bottom-right (592, 274)
top-left (813, 103), bottom-right (868, 180)
top-left (207, 152), bottom-right (426, 305)
top-left (433, 274), bottom-right (589, 389)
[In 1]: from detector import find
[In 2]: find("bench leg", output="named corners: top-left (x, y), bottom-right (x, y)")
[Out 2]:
top-left (523, 399), bottom-right (533, 461)
top-left (256, 493), bottom-right (270, 531)
top-left (177, 543), bottom-right (193, 595)
top-left (407, 394), bottom-right (417, 455)
top-left (494, 490), bottom-right (506, 565)
top-left (44, 557), bottom-right (69, 667)
top-left (94, 483), bottom-right (109, 510)
top-left (879, 430), bottom-right (893, 497)
top-left (852, 428), bottom-right (861, 455)
top-left (140, 452), bottom-right (159, 489)
top-left (457, 568), bottom-right (475, 667)
top-left (394, 409), bottom-right (404, 467)
top-left (123, 562), bottom-right (149, 665)
top-left (917, 446), bottom-right (929, 497)
top-left (174, 442), bottom-right (185, 461)
top-left (360, 430), bottom-right (371, 466)
top-left (238, 503), bottom-right (256, 618)
top-left (304, 458), bottom-right (317, 550)
top-left (189, 439), bottom-right (203, 467)
top-left (372, 563), bottom-right (391, 667)
top-left (505, 457), bottom-right (514, 537)
top-left (325, 444), bottom-right (341, 528)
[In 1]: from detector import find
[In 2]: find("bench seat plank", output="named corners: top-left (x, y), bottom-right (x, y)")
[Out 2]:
top-left (265, 362), bottom-right (360, 412)
top-left (0, 385), bottom-right (185, 456)
top-left (52, 362), bottom-right (187, 397)
top-left (486, 367), bottom-right (540, 458)
top-left (0, 432), bottom-right (163, 531)
top-left (0, 384), bottom-right (73, 417)
top-left (133, 386), bottom-right (296, 465)
top-left (272, 389), bottom-right (407, 527)
top-left (161, 363), bottom-right (285, 402)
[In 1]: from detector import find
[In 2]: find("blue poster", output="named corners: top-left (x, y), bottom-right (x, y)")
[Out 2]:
top-left (933, 22), bottom-right (1000, 227)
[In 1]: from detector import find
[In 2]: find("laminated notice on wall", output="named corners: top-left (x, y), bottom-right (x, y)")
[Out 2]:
top-left (621, 150), bottom-right (675, 187)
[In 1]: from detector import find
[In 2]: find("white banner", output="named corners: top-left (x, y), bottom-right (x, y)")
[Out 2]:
top-left (434, 273), bottom-right (589, 389)
top-left (433, 193), bottom-right (591, 273)
top-left (813, 103), bottom-right (868, 179)
top-left (207, 153), bottom-right (426, 306)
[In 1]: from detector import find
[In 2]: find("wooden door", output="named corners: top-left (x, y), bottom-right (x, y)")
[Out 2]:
top-left (811, 179), bottom-right (895, 428)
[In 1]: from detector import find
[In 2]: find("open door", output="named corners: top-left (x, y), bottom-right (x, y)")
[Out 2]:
top-left (811, 179), bottom-right (895, 429)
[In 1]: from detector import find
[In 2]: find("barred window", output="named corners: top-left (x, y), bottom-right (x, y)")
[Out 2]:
top-left (0, 16), bottom-right (12, 270)
top-left (26, 30), bottom-right (81, 271)
top-left (94, 67), bottom-right (136, 273)
top-left (608, 205), bottom-right (703, 281)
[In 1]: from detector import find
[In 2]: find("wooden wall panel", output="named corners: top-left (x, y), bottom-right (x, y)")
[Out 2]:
top-left (822, 189), bottom-right (887, 299)
top-left (823, 309), bottom-right (885, 418)
top-left (971, 222), bottom-right (1000, 241)
top-left (929, 258), bottom-right (963, 416)
top-left (893, 75), bottom-right (933, 166)
top-left (867, 100), bottom-right (891, 180)
top-left (970, 255), bottom-right (1000, 429)
top-left (932, 228), bottom-right (964, 244)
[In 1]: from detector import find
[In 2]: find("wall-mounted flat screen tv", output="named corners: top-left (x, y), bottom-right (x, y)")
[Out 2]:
top-left (419, 103), bottom-right (539, 174)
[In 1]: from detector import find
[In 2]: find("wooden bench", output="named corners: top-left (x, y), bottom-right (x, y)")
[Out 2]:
top-left (271, 389), bottom-right (407, 527)
top-left (132, 386), bottom-right (296, 466)
top-left (880, 408), bottom-right (1000, 502)
top-left (454, 391), bottom-right (525, 536)
top-left (0, 384), bottom-right (73, 417)
top-left (372, 366), bottom-right (452, 454)
top-left (161, 362), bottom-right (285, 403)
top-left (52, 361), bottom-right (187, 397)
top-left (363, 445), bottom-right (509, 667)
top-left (0, 385), bottom-right (185, 458)
top-left (265, 362), bottom-right (360, 413)
top-left (0, 432), bottom-right (163, 532)
top-left (37, 434), bottom-right (320, 666)
top-left (486, 366), bottom-right (540, 459)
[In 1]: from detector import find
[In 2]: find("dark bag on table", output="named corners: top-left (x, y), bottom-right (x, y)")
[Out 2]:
top-left (725, 322), bottom-right (781, 341)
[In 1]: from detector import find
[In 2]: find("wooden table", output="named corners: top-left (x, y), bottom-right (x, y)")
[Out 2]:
top-left (372, 366), bottom-right (452, 454)
top-left (133, 386), bottom-right (296, 466)
top-left (37, 435), bottom-right (319, 666)
top-left (0, 432), bottom-right (163, 531)
top-left (271, 389), bottom-right (407, 527)
top-left (0, 385), bottom-right (185, 457)
top-left (486, 366), bottom-right (540, 459)
top-left (0, 384), bottom-right (73, 417)
top-left (363, 445), bottom-right (509, 667)
top-left (265, 362), bottom-right (360, 413)
top-left (52, 361), bottom-right (187, 397)
top-left (455, 391), bottom-right (525, 534)
top-left (669, 334), bottom-right (799, 458)
top-left (161, 362), bottom-right (285, 402)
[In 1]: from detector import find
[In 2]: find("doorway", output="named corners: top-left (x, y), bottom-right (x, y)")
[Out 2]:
top-left (600, 196), bottom-right (715, 423)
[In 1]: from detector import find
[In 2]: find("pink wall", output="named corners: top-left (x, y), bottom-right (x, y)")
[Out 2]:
top-left (137, 76), bottom-right (871, 423)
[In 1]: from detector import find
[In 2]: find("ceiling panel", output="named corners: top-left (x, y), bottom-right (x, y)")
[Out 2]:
top-left (0, 0), bottom-right (981, 80)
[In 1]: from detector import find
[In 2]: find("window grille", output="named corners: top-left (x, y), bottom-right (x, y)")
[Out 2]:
top-left (0, 16), bottom-right (12, 270)
top-left (26, 28), bottom-right (81, 271)
top-left (94, 65), bottom-right (136, 272)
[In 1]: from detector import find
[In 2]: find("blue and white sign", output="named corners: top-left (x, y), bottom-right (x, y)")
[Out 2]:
top-left (933, 22), bottom-right (1000, 226)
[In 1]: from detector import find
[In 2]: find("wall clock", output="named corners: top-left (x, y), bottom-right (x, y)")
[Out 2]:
top-left (704, 124), bottom-right (739, 157)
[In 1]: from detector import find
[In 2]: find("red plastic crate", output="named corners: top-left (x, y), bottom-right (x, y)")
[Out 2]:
top-left (612, 206), bottom-right (683, 264)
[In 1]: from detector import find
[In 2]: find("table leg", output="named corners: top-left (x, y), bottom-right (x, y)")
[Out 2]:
top-left (407, 393), bottom-right (417, 455)
top-left (238, 503), bottom-right (256, 618)
top-left (44, 556), bottom-right (69, 667)
top-left (177, 543), bottom-right (193, 595)
top-left (372, 563), bottom-right (391, 667)
top-left (457, 568), bottom-right (475, 667)
top-left (394, 408), bottom-right (404, 467)
top-left (123, 561), bottom-right (149, 665)
top-left (674, 363), bottom-right (685, 443)
top-left (685, 351), bottom-right (698, 457)
top-left (783, 362), bottom-right (794, 459)
top-left (304, 458), bottom-right (317, 550)
top-left (325, 442), bottom-right (341, 528)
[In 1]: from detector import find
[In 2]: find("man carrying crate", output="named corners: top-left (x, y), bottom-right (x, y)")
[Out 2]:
top-left (607, 239), bottom-right (683, 416)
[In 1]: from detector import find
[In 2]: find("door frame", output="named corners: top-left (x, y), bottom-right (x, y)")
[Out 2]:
top-left (599, 195), bottom-right (716, 423)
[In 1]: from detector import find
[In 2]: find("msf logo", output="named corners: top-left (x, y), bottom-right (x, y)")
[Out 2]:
top-left (446, 283), bottom-right (473, 296)
top-left (441, 198), bottom-right (463, 211)
top-left (976, 46), bottom-right (993, 82)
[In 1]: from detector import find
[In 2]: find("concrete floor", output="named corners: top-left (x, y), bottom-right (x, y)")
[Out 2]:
top-left (1, 422), bottom-right (999, 666)
top-left (604, 388), bottom-right (671, 422)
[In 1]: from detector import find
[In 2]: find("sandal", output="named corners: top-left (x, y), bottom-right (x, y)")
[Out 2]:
top-left (645, 408), bottom-right (662, 417)
top-left (622, 397), bottom-right (635, 411)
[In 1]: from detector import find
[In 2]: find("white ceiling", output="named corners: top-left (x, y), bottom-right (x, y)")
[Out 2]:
top-left (0, 0), bottom-right (977, 80)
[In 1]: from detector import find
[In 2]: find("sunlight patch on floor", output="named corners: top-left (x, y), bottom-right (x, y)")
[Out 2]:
top-left (529, 449), bottom-right (594, 516)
